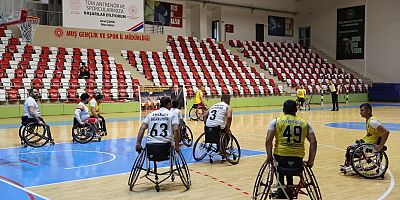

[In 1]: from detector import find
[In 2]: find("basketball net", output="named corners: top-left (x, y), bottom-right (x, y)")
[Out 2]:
top-left (18, 16), bottom-right (40, 43)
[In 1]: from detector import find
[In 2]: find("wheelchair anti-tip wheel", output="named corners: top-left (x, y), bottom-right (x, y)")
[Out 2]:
top-left (351, 144), bottom-right (388, 179)
top-left (220, 132), bottom-right (241, 165)
top-left (128, 149), bottom-right (146, 190)
top-left (302, 162), bottom-right (323, 200)
top-left (72, 124), bottom-right (95, 144)
top-left (22, 122), bottom-right (51, 148)
top-left (174, 151), bottom-right (191, 190)
top-left (252, 160), bottom-right (274, 200)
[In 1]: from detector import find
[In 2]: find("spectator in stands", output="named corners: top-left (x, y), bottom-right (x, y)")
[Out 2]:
top-left (329, 80), bottom-right (339, 111)
top-left (79, 64), bottom-right (89, 79)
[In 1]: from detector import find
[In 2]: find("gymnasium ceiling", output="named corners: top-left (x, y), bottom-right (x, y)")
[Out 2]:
top-left (182, 0), bottom-right (297, 13)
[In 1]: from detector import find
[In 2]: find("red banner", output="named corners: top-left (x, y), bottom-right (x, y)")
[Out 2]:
top-left (54, 27), bottom-right (151, 41)
top-left (225, 24), bottom-right (234, 33)
top-left (170, 4), bottom-right (183, 28)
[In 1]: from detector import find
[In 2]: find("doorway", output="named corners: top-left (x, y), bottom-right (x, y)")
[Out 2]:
top-left (256, 24), bottom-right (264, 42)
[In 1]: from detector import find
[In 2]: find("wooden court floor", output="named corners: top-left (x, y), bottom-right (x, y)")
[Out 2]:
top-left (0, 103), bottom-right (398, 199)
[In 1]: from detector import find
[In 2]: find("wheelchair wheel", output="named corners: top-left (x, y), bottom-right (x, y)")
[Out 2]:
top-left (351, 144), bottom-right (388, 179)
top-left (128, 150), bottom-right (146, 190)
top-left (196, 108), bottom-right (205, 121)
top-left (174, 151), bottom-right (191, 190)
top-left (189, 107), bottom-right (198, 121)
top-left (252, 160), bottom-right (274, 200)
top-left (181, 125), bottom-right (193, 147)
top-left (19, 125), bottom-right (26, 146)
top-left (192, 133), bottom-right (209, 161)
top-left (302, 163), bottom-right (322, 200)
top-left (305, 99), bottom-right (311, 110)
top-left (22, 122), bottom-right (50, 148)
top-left (72, 124), bottom-right (95, 144)
top-left (220, 132), bottom-right (241, 165)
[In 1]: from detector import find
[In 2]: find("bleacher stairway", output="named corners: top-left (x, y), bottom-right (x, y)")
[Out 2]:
top-left (310, 46), bottom-right (372, 84)
top-left (223, 41), bottom-right (296, 95)
top-left (109, 51), bottom-right (153, 86)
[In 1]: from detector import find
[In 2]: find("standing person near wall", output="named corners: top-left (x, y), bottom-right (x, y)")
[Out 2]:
top-left (329, 80), bottom-right (339, 111)
top-left (171, 84), bottom-right (185, 118)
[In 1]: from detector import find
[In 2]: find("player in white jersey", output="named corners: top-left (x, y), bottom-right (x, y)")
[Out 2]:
top-left (204, 95), bottom-right (233, 134)
top-left (171, 100), bottom-right (181, 119)
top-left (21, 89), bottom-right (53, 143)
top-left (74, 93), bottom-right (92, 126)
top-left (136, 97), bottom-right (181, 153)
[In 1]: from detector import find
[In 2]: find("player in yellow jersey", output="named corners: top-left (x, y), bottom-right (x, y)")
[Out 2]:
top-left (192, 85), bottom-right (207, 119)
top-left (266, 99), bottom-right (317, 197)
top-left (296, 84), bottom-right (306, 109)
top-left (89, 92), bottom-right (107, 136)
top-left (193, 85), bottom-right (206, 108)
top-left (340, 103), bottom-right (389, 171)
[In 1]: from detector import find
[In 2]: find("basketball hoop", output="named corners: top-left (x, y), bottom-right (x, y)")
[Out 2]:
top-left (18, 16), bottom-right (40, 43)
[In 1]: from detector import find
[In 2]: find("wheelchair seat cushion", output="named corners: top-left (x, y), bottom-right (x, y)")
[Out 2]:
top-left (146, 142), bottom-right (172, 161)
top-left (277, 166), bottom-right (304, 177)
top-left (88, 117), bottom-right (97, 125)
top-left (204, 126), bottom-right (221, 144)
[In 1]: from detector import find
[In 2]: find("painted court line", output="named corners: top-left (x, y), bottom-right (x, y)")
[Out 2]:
top-left (190, 169), bottom-right (250, 196)
top-left (0, 177), bottom-right (49, 200)
top-left (317, 144), bottom-right (395, 200)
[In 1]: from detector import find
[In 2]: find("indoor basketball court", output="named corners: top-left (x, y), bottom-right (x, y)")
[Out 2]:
top-left (0, 0), bottom-right (399, 199)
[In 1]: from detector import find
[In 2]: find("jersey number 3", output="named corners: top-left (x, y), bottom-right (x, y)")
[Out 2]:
top-left (283, 125), bottom-right (302, 143)
top-left (209, 110), bottom-right (217, 120)
top-left (150, 123), bottom-right (168, 137)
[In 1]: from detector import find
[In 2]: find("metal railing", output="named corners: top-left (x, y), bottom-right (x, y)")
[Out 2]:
top-left (144, 21), bottom-right (164, 34)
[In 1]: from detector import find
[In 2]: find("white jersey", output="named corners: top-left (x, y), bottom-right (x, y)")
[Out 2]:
top-left (143, 107), bottom-right (179, 144)
top-left (23, 96), bottom-right (40, 118)
top-left (170, 108), bottom-right (180, 119)
top-left (75, 102), bottom-right (90, 123)
top-left (206, 102), bottom-right (229, 129)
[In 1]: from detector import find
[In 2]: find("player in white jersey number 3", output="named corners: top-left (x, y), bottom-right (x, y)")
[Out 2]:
top-left (204, 95), bottom-right (233, 135)
top-left (135, 97), bottom-right (181, 153)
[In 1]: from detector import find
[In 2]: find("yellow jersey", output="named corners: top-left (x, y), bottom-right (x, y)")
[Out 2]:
top-left (362, 117), bottom-right (381, 144)
top-left (274, 115), bottom-right (309, 158)
top-left (297, 88), bottom-right (306, 98)
top-left (193, 90), bottom-right (203, 104)
top-left (88, 98), bottom-right (100, 116)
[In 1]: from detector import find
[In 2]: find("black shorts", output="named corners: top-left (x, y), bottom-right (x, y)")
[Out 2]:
top-left (298, 98), bottom-right (305, 103)
top-left (274, 154), bottom-right (303, 169)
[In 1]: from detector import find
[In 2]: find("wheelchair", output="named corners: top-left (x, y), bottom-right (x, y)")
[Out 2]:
top-left (253, 158), bottom-right (322, 200)
top-left (192, 126), bottom-right (241, 165)
top-left (71, 118), bottom-right (102, 144)
top-left (340, 143), bottom-right (388, 179)
top-left (128, 143), bottom-right (191, 192)
top-left (296, 97), bottom-right (310, 111)
top-left (189, 104), bottom-right (207, 121)
top-left (19, 121), bottom-right (54, 148)
top-left (179, 120), bottom-right (193, 147)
